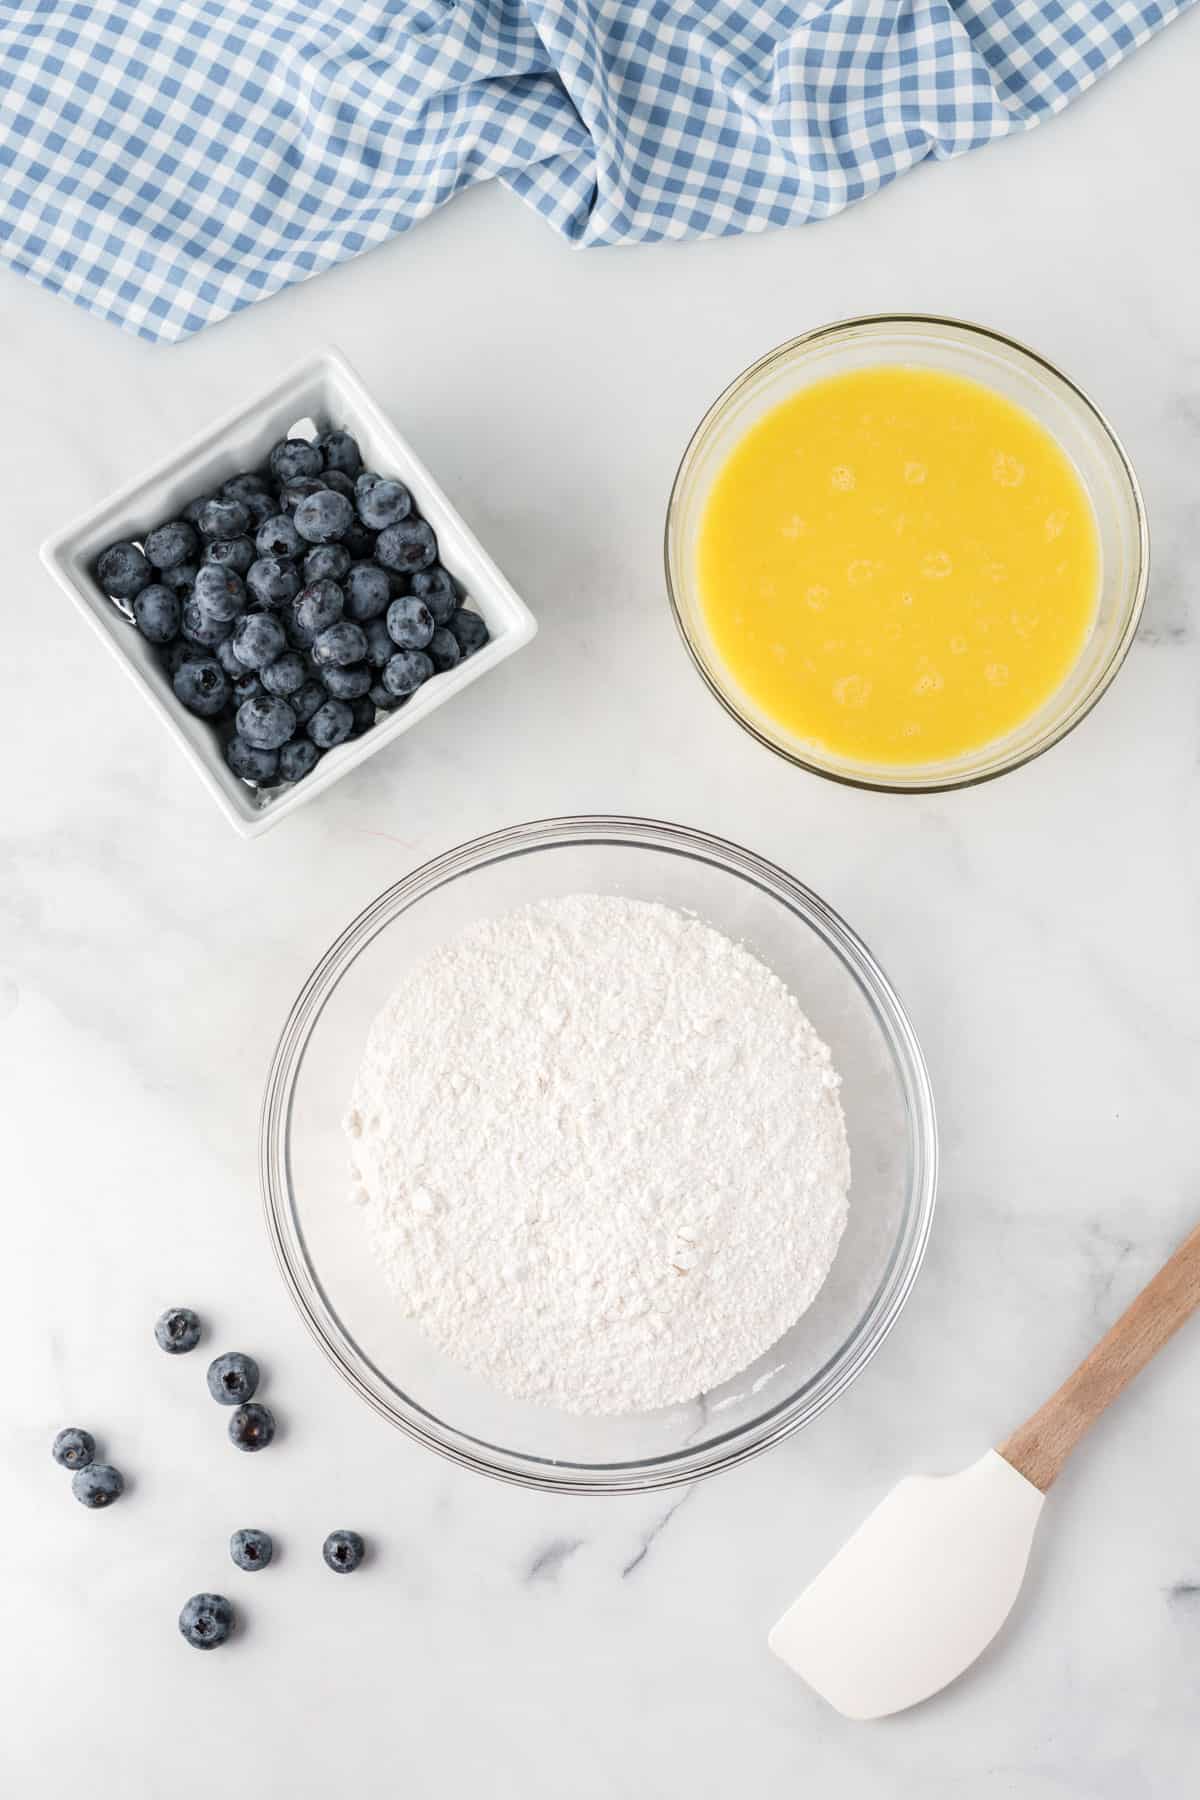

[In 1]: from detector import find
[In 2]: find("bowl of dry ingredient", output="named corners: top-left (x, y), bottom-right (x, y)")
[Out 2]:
top-left (261, 816), bottom-right (937, 1493)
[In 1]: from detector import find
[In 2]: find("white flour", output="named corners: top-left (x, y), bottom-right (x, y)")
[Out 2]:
top-left (345, 895), bottom-right (850, 1415)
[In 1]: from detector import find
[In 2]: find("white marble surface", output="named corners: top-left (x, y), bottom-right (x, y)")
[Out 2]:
top-left (4, 22), bottom-right (1200, 1796)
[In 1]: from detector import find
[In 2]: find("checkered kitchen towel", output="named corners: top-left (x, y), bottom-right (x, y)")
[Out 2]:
top-left (0, 0), bottom-right (1190, 342)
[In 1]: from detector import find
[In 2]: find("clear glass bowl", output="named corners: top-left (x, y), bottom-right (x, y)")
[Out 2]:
top-left (261, 817), bottom-right (937, 1492)
top-left (665, 314), bottom-right (1149, 792)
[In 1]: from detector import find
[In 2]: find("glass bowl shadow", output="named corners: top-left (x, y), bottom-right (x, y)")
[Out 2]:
top-left (261, 817), bottom-right (937, 1492)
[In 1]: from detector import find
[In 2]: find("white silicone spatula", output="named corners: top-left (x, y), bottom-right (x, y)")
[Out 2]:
top-left (770, 1219), bottom-right (1200, 1720)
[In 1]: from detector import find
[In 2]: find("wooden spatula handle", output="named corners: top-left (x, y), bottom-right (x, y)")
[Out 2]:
top-left (1000, 1220), bottom-right (1200, 1492)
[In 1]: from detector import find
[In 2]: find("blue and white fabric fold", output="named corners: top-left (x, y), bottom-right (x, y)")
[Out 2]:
top-left (0, 0), bottom-right (1190, 342)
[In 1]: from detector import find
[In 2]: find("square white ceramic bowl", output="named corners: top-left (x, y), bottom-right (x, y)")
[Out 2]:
top-left (40, 349), bottom-right (537, 837)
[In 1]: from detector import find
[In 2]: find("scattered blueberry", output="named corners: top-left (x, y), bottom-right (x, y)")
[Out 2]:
top-left (206, 1351), bottom-right (260, 1406)
top-left (173, 657), bottom-right (230, 716)
top-left (229, 1402), bottom-right (275, 1451)
top-left (321, 662), bottom-right (372, 700)
top-left (193, 563), bottom-right (246, 623)
top-left (313, 620), bottom-right (367, 667)
top-left (216, 634), bottom-right (247, 677)
top-left (281, 476), bottom-right (328, 513)
top-left (133, 584), bottom-right (182, 645)
top-left (181, 601), bottom-right (233, 649)
top-left (203, 535), bottom-right (256, 576)
top-left (376, 518), bottom-right (437, 573)
top-left (155, 1307), bottom-right (201, 1354)
top-left (279, 737), bottom-right (320, 782)
top-left (230, 1528), bottom-right (274, 1572)
top-left (198, 496), bottom-right (251, 541)
top-left (368, 681), bottom-right (401, 711)
top-left (230, 669), bottom-right (265, 709)
top-left (303, 543), bottom-right (351, 585)
top-left (181, 495), bottom-right (212, 529)
top-left (411, 564), bottom-right (458, 625)
top-left (240, 489), bottom-right (278, 528)
top-left (342, 518), bottom-right (377, 561)
top-left (226, 736), bottom-right (279, 785)
top-left (160, 561), bottom-right (199, 593)
top-left (144, 520), bottom-right (199, 571)
top-left (362, 616), bottom-right (395, 670)
top-left (237, 694), bottom-right (297, 751)
top-left (357, 479), bottom-right (411, 531)
top-left (426, 625), bottom-right (461, 672)
top-left (52, 1427), bottom-right (95, 1471)
top-left (221, 471), bottom-right (271, 504)
top-left (344, 562), bottom-right (391, 623)
top-left (246, 556), bottom-right (300, 608)
top-left (269, 438), bottom-right (322, 485)
top-left (97, 542), bottom-right (152, 600)
top-left (321, 469), bottom-right (356, 502)
top-left (308, 698), bottom-right (354, 749)
top-left (261, 650), bottom-right (307, 697)
top-left (290, 680), bottom-right (327, 726)
top-left (317, 429), bottom-right (362, 476)
top-left (165, 640), bottom-right (206, 676)
top-left (179, 1592), bottom-right (234, 1650)
top-left (385, 595), bottom-right (435, 650)
top-left (323, 1530), bottom-right (365, 1574)
top-left (73, 1464), bottom-right (124, 1509)
top-left (256, 514), bottom-right (303, 560)
top-left (232, 611), bottom-right (287, 671)
top-left (381, 649), bottom-right (433, 698)
top-left (449, 608), bottom-right (489, 657)
top-left (348, 694), bottom-right (377, 735)
top-left (296, 578), bottom-right (344, 636)
top-left (294, 489), bottom-right (353, 545)
top-left (355, 470), bottom-right (382, 497)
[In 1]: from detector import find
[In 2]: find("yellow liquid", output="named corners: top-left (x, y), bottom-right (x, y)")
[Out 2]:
top-left (698, 366), bottom-right (1099, 765)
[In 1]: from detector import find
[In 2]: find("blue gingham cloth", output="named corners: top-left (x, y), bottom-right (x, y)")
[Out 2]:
top-left (0, 0), bottom-right (1190, 342)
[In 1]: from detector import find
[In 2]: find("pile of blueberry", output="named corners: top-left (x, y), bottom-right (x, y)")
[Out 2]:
top-left (54, 1305), bottom-right (367, 1653)
top-left (93, 430), bottom-right (490, 793)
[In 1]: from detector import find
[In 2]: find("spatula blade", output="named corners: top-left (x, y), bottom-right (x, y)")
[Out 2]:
top-left (769, 1450), bottom-right (1044, 1719)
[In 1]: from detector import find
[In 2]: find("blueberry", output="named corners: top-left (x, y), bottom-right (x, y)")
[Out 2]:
top-left (348, 694), bottom-right (376, 735)
top-left (358, 479), bottom-right (412, 532)
top-left (230, 1528), bottom-right (273, 1572)
top-left (411, 565), bottom-right (458, 625)
top-left (179, 1592), bottom-right (234, 1650)
top-left (343, 519), bottom-right (377, 561)
top-left (313, 620), bottom-right (367, 667)
top-left (173, 657), bottom-right (230, 716)
top-left (381, 650), bottom-right (433, 698)
top-left (368, 681), bottom-right (401, 711)
top-left (181, 495), bottom-right (211, 529)
top-left (449, 608), bottom-right (489, 657)
top-left (269, 438), bottom-right (322, 485)
top-left (290, 680), bottom-right (326, 726)
top-left (362, 617), bottom-right (395, 670)
top-left (426, 625), bottom-right (461, 672)
top-left (242, 490), bottom-right (278, 529)
top-left (317, 430), bottom-right (361, 476)
top-left (144, 519), bottom-right (199, 571)
top-left (180, 602), bottom-right (233, 649)
top-left (216, 634), bottom-right (246, 677)
top-left (206, 1351), bottom-right (260, 1406)
top-left (344, 562), bottom-right (391, 623)
top-left (237, 694), bottom-right (296, 751)
top-left (256, 514), bottom-right (302, 560)
top-left (165, 639), bottom-right (207, 676)
top-left (232, 611), bottom-right (286, 670)
top-left (304, 544), bottom-right (351, 585)
top-left (226, 736), bottom-right (279, 785)
top-left (308, 698), bottom-right (354, 749)
top-left (221, 471), bottom-right (272, 504)
top-left (355, 470), bottom-right (382, 496)
top-left (322, 1529), bottom-right (365, 1574)
top-left (281, 476), bottom-right (328, 513)
top-left (160, 561), bottom-right (198, 594)
top-left (72, 1464), bottom-right (124, 1509)
top-left (376, 518), bottom-right (437, 573)
top-left (193, 563), bottom-right (246, 623)
top-left (198, 496), bottom-right (251, 541)
top-left (279, 737), bottom-right (320, 782)
top-left (321, 662), bottom-right (372, 700)
top-left (294, 489), bottom-right (353, 546)
top-left (321, 469), bottom-right (356, 502)
top-left (96, 541), bottom-right (152, 600)
top-left (133, 584), bottom-right (182, 645)
top-left (203, 535), bottom-right (256, 576)
top-left (52, 1427), bottom-right (95, 1471)
top-left (230, 669), bottom-right (264, 709)
top-left (246, 556), bottom-right (300, 609)
top-left (155, 1307), bottom-right (201, 1354)
top-left (285, 606), bottom-right (315, 650)
top-left (261, 651), bottom-right (307, 697)
top-left (229, 1402), bottom-right (275, 1451)
top-left (296, 578), bottom-right (344, 636)
top-left (385, 595), bottom-right (435, 650)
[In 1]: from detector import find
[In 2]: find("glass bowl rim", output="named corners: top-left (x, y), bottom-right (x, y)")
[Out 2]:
top-left (260, 814), bottom-right (938, 1493)
top-left (664, 311), bottom-right (1150, 795)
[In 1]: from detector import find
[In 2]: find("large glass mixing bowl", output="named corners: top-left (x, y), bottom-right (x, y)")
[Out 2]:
top-left (261, 817), bottom-right (937, 1492)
